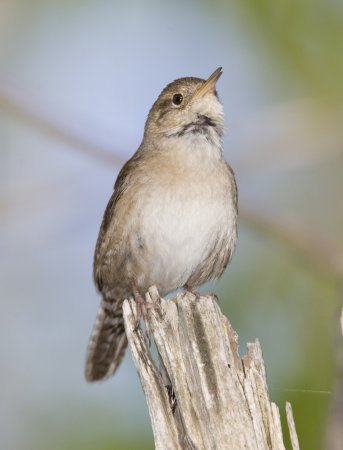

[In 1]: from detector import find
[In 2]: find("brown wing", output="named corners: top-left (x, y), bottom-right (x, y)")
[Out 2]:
top-left (226, 161), bottom-right (238, 213)
top-left (93, 148), bottom-right (144, 290)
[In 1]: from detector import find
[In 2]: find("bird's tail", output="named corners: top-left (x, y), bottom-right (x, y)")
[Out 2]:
top-left (85, 299), bottom-right (127, 382)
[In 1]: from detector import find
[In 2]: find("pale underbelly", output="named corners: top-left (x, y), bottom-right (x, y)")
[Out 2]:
top-left (128, 195), bottom-right (235, 295)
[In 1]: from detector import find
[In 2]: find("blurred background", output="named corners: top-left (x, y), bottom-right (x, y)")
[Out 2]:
top-left (1, 0), bottom-right (342, 449)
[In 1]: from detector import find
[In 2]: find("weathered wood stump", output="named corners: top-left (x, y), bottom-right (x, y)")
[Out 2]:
top-left (122, 287), bottom-right (299, 450)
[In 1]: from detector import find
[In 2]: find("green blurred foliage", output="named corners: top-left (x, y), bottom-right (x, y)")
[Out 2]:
top-left (214, 0), bottom-right (343, 104)
top-left (37, 433), bottom-right (153, 450)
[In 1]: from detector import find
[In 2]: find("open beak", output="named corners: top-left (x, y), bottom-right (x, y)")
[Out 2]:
top-left (192, 67), bottom-right (222, 100)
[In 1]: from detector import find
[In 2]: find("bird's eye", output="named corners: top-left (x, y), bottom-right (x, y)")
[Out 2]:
top-left (172, 93), bottom-right (183, 106)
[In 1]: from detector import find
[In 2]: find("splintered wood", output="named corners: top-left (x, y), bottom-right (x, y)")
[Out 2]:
top-left (123, 288), bottom-right (298, 450)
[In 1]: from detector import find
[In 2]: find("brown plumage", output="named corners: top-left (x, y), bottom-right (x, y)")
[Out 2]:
top-left (85, 68), bottom-right (238, 382)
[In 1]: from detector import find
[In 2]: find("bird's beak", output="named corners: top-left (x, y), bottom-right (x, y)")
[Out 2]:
top-left (192, 67), bottom-right (222, 100)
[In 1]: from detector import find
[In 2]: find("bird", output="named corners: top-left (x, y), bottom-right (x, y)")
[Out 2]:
top-left (85, 67), bottom-right (238, 382)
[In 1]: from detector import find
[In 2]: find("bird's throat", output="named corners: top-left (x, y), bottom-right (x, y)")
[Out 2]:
top-left (168, 113), bottom-right (219, 139)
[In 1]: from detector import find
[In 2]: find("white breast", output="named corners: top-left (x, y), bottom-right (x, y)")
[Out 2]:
top-left (130, 137), bottom-right (236, 295)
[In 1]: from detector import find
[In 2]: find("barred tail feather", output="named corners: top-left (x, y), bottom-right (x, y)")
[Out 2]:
top-left (85, 299), bottom-right (127, 382)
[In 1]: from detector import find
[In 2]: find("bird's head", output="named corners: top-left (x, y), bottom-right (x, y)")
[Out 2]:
top-left (144, 68), bottom-right (224, 145)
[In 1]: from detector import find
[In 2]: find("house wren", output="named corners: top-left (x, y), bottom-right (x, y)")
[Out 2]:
top-left (85, 68), bottom-right (238, 382)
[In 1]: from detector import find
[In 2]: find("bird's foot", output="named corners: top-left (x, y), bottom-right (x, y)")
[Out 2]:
top-left (184, 285), bottom-right (218, 302)
top-left (132, 287), bottom-right (148, 330)
top-left (132, 284), bottom-right (161, 344)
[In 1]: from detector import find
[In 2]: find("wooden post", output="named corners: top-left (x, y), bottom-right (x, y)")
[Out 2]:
top-left (122, 287), bottom-right (299, 450)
